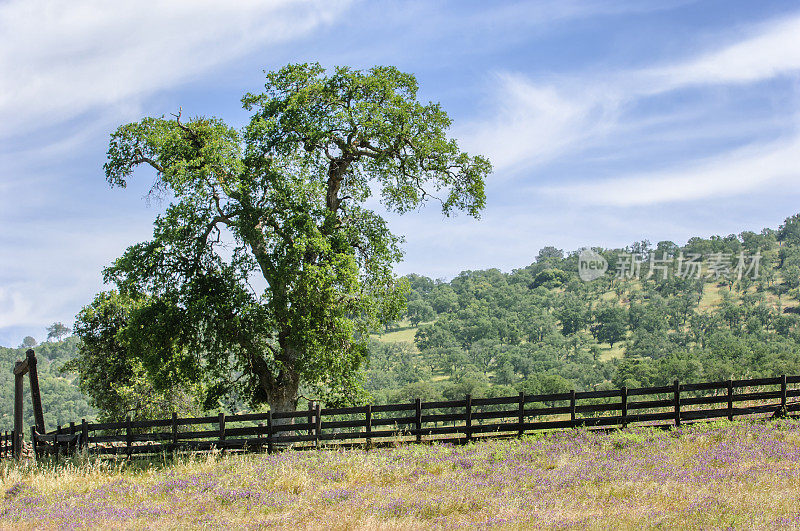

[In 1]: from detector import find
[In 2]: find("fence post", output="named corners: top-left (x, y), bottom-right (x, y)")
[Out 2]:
top-left (315, 402), bottom-right (322, 449)
top-left (365, 405), bottom-right (372, 449)
top-left (781, 374), bottom-right (787, 416)
top-left (256, 422), bottom-right (264, 451)
top-left (621, 386), bottom-right (628, 428)
top-left (415, 398), bottom-right (422, 444)
top-left (171, 412), bottom-right (178, 453)
top-left (125, 416), bottom-right (132, 458)
top-left (307, 401), bottom-right (314, 438)
top-left (57, 425), bottom-right (64, 459)
top-left (518, 392), bottom-right (525, 436)
top-left (267, 410), bottom-right (274, 455)
top-left (81, 419), bottom-right (89, 455)
top-left (218, 412), bottom-right (226, 451)
top-left (673, 379), bottom-right (681, 427)
top-left (30, 426), bottom-right (37, 460)
top-left (13, 368), bottom-right (23, 460)
top-left (465, 394), bottom-right (472, 443)
top-left (26, 350), bottom-right (45, 435)
top-left (570, 390), bottom-right (576, 423)
top-left (69, 422), bottom-right (76, 456)
top-left (727, 380), bottom-right (733, 421)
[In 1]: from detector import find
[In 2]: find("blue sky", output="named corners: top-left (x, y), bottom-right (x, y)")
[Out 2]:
top-left (2, 0), bottom-right (800, 347)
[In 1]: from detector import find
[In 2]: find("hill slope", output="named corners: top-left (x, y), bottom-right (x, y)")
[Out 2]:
top-left (0, 337), bottom-right (95, 431)
top-left (366, 213), bottom-right (800, 406)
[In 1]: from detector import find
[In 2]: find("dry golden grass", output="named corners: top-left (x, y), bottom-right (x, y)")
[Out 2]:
top-left (2, 420), bottom-right (800, 529)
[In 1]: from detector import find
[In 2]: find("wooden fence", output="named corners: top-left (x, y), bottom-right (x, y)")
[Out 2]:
top-left (0, 431), bottom-right (13, 458)
top-left (29, 375), bottom-right (800, 459)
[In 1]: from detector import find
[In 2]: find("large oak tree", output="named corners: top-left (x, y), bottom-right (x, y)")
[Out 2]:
top-left (75, 63), bottom-right (490, 415)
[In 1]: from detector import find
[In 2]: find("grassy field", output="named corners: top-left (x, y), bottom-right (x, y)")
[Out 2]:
top-left (3, 419), bottom-right (800, 529)
top-left (370, 319), bottom-right (435, 344)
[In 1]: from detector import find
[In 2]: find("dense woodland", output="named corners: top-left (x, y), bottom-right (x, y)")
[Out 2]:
top-left (363, 213), bottom-right (800, 405)
top-left (4, 213), bottom-right (800, 429)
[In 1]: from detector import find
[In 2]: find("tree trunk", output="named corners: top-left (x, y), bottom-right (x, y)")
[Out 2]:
top-left (263, 362), bottom-right (299, 448)
top-left (263, 347), bottom-right (301, 427)
top-left (268, 384), bottom-right (299, 424)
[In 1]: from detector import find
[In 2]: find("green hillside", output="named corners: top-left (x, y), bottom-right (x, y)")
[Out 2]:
top-left (365, 213), bottom-right (800, 406)
top-left (7, 214), bottom-right (800, 427)
top-left (0, 337), bottom-right (96, 431)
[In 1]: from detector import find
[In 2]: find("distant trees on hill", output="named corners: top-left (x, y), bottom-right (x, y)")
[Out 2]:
top-left (13, 214), bottom-right (800, 426)
top-left (362, 212), bottom-right (800, 405)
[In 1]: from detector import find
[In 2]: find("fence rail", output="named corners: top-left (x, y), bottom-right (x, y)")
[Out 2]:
top-left (28, 375), bottom-right (800, 459)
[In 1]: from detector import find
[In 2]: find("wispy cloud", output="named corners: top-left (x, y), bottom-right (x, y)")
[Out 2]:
top-left (457, 74), bottom-right (618, 173)
top-left (645, 14), bottom-right (800, 89)
top-left (461, 11), bottom-right (800, 193)
top-left (0, 0), bottom-right (352, 138)
top-left (542, 135), bottom-right (800, 206)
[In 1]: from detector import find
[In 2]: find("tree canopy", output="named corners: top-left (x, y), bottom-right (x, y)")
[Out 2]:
top-left (46, 322), bottom-right (71, 342)
top-left (74, 63), bottom-right (491, 415)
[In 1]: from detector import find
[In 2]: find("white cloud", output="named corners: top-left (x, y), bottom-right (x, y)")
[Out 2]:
top-left (646, 15), bottom-right (800, 89)
top-left (0, 217), bottom-right (153, 331)
top-left (457, 74), bottom-right (618, 173)
top-left (0, 0), bottom-right (351, 138)
top-left (458, 11), bottom-right (800, 201)
top-left (542, 135), bottom-right (800, 206)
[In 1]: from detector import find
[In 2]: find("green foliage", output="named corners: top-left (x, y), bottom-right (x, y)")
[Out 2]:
top-left (778, 214), bottom-right (800, 246)
top-left (46, 322), bottom-right (70, 342)
top-left (530, 268), bottom-right (570, 289)
top-left (19, 336), bottom-right (36, 348)
top-left (80, 63), bottom-right (490, 416)
top-left (66, 291), bottom-right (200, 422)
top-left (591, 305), bottom-right (628, 347)
top-left (406, 299), bottom-right (435, 326)
top-left (363, 211), bottom-right (800, 404)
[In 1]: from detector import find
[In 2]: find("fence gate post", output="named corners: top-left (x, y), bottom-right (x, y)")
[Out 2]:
top-left (69, 422), bottom-right (76, 456)
top-left (13, 365), bottom-right (24, 459)
top-left (25, 350), bottom-right (45, 435)
top-left (673, 380), bottom-right (681, 427)
top-left (518, 392), bottom-right (525, 436)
